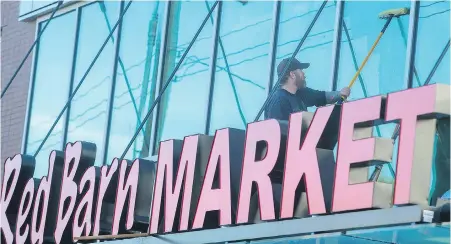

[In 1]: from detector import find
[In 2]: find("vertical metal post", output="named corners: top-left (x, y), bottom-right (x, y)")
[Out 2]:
top-left (403, 0), bottom-right (420, 89)
top-left (139, 2), bottom-right (163, 157)
top-left (330, 0), bottom-right (344, 91)
top-left (266, 0), bottom-right (281, 94)
top-left (149, 2), bottom-right (171, 156)
top-left (63, 8), bottom-right (82, 148)
top-left (159, 2), bottom-right (181, 137)
top-left (151, 1), bottom-right (181, 154)
top-left (102, 1), bottom-right (125, 165)
top-left (137, 2), bottom-right (160, 158)
top-left (204, 1), bottom-right (222, 135)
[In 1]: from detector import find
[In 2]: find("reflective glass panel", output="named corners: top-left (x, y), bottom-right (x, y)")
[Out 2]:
top-left (208, 1), bottom-right (274, 133)
top-left (273, 1), bottom-right (337, 113)
top-left (430, 119), bottom-right (450, 205)
top-left (253, 224), bottom-right (450, 243)
top-left (106, 1), bottom-right (166, 164)
top-left (337, 1), bottom-right (410, 99)
top-left (66, 1), bottom-right (120, 166)
top-left (414, 2), bottom-right (450, 204)
top-left (414, 1), bottom-right (450, 87)
top-left (347, 223), bottom-right (450, 244)
top-left (26, 11), bottom-right (77, 178)
top-left (253, 232), bottom-right (388, 243)
top-left (335, 1), bottom-right (411, 183)
top-left (154, 1), bottom-right (216, 148)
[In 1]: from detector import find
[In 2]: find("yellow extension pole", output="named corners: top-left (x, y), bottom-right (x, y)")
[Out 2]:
top-left (348, 31), bottom-right (384, 89)
top-left (340, 15), bottom-right (394, 102)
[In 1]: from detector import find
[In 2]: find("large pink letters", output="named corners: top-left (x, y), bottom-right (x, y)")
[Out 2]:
top-left (236, 119), bottom-right (281, 224)
top-left (1, 155), bottom-right (22, 244)
top-left (281, 106), bottom-right (333, 218)
top-left (149, 136), bottom-right (199, 233)
top-left (15, 179), bottom-right (35, 244)
top-left (332, 96), bottom-right (393, 212)
top-left (72, 166), bottom-right (96, 240)
top-left (55, 142), bottom-right (95, 244)
top-left (31, 151), bottom-right (60, 244)
top-left (93, 160), bottom-right (118, 236)
top-left (386, 84), bottom-right (450, 206)
top-left (111, 159), bottom-right (140, 235)
top-left (55, 144), bottom-right (81, 243)
top-left (192, 129), bottom-right (232, 229)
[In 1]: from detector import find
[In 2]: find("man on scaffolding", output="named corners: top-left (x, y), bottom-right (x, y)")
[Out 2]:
top-left (265, 58), bottom-right (351, 121)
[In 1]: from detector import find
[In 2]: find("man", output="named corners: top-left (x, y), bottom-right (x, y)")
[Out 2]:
top-left (265, 58), bottom-right (351, 121)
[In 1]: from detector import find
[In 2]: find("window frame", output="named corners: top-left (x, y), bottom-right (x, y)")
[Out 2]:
top-left (23, 0), bottom-right (423, 163)
top-left (21, 6), bottom-right (82, 155)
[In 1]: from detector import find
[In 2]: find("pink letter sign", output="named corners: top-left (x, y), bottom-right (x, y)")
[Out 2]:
top-left (32, 151), bottom-right (63, 244)
top-left (149, 136), bottom-right (199, 233)
top-left (236, 119), bottom-right (281, 224)
top-left (281, 106), bottom-right (334, 218)
top-left (386, 84), bottom-right (450, 206)
top-left (15, 179), bottom-right (35, 244)
top-left (93, 159), bottom-right (118, 236)
top-left (1, 84), bottom-right (449, 244)
top-left (1, 155), bottom-right (22, 244)
top-left (54, 142), bottom-right (96, 244)
top-left (111, 159), bottom-right (140, 235)
top-left (332, 96), bottom-right (393, 212)
top-left (192, 128), bottom-right (232, 229)
top-left (72, 166), bottom-right (97, 240)
top-left (2, 155), bottom-right (34, 244)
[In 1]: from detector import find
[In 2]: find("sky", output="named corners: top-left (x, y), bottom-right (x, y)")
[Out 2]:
top-left (25, 0), bottom-right (450, 189)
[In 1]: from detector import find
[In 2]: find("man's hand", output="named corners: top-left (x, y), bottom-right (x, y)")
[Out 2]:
top-left (340, 87), bottom-right (351, 98)
top-left (325, 87), bottom-right (351, 104)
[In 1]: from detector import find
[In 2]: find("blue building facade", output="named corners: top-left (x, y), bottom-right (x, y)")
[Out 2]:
top-left (9, 0), bottom-right (451, 243)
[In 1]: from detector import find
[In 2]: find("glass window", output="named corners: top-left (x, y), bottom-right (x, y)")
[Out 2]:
top-left (273, 1), bottom-right (337, 112)
top-left (106, 1), bottom-right (166, 164)
top-left (337, 1), bottom-right (410, 99)
top-left (335, 1), bottom-right (411, 183)
top-left (208, 1), bottom-right (274, 133)
top-left (414, 1), bottom-right (450, 87)
top-left (154, 1), bottom-right (216, 148)
top-left (25, 11), bottom-right (77, 178)
top-left (66, 1), bottom-right (120, 166)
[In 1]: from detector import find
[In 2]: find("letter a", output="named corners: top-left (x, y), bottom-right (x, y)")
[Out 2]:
top-left (192, 129), bottom-right (232, 229)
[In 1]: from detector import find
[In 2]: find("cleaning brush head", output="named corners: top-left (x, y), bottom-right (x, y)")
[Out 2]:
top-left (378, 7), bottom-right (410, 19)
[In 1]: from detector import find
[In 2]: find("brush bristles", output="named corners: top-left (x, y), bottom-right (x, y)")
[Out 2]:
top-left (379, 7), bottom-right (410, 19)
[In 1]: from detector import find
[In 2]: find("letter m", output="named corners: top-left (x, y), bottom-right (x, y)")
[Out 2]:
top-left (149, 135), bottom-right (199, 234)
